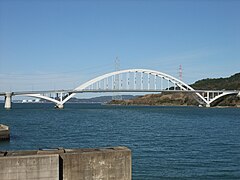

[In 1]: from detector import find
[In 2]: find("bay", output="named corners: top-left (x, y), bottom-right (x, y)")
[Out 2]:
top-left (0, 103), bottom-right (240, 179)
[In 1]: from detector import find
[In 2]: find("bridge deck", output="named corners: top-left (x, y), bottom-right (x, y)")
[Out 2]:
top-left (0, 89), bottom-right (239, 96)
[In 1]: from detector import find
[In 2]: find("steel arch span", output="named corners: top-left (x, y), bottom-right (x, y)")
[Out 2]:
top-left (16, 69), bottom-right (238, 108)
top-left (22, 94), bottom-right (62, 107)
top-left (60, 69), bottom-right (208, 105)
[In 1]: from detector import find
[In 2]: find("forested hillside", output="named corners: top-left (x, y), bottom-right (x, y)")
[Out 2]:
top-left (191, 73), bottom-right (240, 90)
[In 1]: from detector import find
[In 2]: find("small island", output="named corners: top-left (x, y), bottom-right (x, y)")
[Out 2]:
top-left (109, 73), bottom-right (240, 107)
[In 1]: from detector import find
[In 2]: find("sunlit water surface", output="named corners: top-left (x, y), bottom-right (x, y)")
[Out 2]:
top-left (0, 103), bottom-right (240, 179)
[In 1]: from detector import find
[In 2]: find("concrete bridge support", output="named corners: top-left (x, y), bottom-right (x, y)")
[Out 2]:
top-left (206, 104), bottom-right (211, 108)
top-left (55, 104), bottom-right (64, 109)
top-left (4, 92), bottom-right (12, 109)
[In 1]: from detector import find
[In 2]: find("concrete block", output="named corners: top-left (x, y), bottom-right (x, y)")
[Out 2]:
top-left (0, 124), bottom-right (10, 140)
top-left (0, 154), bottom-right (59, 180)
top-left (0, 146), bottom-right (132, 180)
top-left (61, 146), bottom-right (131, 180)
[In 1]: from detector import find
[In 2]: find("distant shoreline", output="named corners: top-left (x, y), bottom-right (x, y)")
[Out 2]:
top-left (106, 102), bottom-right (240, 108)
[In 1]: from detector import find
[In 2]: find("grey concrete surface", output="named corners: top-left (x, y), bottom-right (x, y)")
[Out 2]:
top-left (0, 154), bottom-right (59, 180)
top-left (0, 124), bottom-right (10, 140)
top-left (61, 146), bottom-right (131, 180)
top-left (0, 147), bottom-right (131, 180)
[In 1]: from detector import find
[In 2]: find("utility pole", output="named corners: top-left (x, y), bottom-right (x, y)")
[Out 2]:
top-left (115, 57), bottom-right (120, 89)
top-left (112, 57), bottom-right (122, 100)
top-left (115, 56), bottom-right (120, 72)
top-left (179, 65), bottom-right (183, 81)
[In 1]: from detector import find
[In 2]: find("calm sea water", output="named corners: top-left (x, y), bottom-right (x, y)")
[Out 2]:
top-left (0, 103), bottom-right (240, 179)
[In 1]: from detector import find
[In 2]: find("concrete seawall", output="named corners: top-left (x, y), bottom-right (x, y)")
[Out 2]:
top-left (0, 146), bottom-right (131, 180)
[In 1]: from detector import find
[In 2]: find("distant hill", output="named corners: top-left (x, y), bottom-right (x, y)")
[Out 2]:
top-left (109, 72), bottom-right (240, 107)
top-left (191, 73), bottom-right (240, 90)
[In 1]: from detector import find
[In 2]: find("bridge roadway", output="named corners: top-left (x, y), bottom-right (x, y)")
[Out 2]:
top-left (0, 89), bottom-right (239, 109)
top-left (1, 89), bottom-right (239, 95)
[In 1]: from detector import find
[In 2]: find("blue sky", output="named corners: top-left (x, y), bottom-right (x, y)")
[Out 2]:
top-left (0, 0), bottom-right (240, 94)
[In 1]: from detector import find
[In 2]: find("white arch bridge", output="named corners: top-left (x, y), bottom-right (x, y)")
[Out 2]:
top-left (1, 69), bottom-right (240, 109)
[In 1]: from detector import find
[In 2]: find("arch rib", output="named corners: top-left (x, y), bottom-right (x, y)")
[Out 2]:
top-left (21, 94), bottom-right (61, 104)
top-left (62, 69), bottom-right (208, 105)
top-left (208, 91), bottom-right (238, 105)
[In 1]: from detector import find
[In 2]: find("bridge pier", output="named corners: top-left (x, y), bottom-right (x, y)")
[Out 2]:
top-left (55, 104), bottom-right (64, 109)
top-left (206, 104), bottom-right (211, 108)
top-left (4, 92), bottom-right (12, 109)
